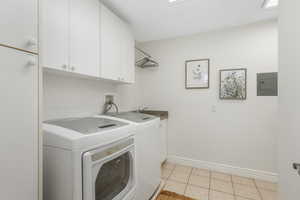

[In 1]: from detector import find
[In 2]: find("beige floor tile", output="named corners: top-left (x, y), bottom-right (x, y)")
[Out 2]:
top-left (164, 180), bottom-right (186, 195)
top-left (234, 184), bottom-right (261, 200)
top-left (161, 168), bottom-right (172, 179)
top-left (173, 164), bottom-right (192, 174)
top-left (236, 197), bottom-right (252, 200)
top-left (255, 180), bottom-right (277, 191)
top-left (191, 168), bottom-right (210, 177)
top-left (232, 175), bottom-right (255, 186)
top-left (162, 162), bottom-right (176, 170)
top-left (259, 189), bottom-right (278, 200)
top-left (211, 179), bottom-right (234, 194)
top-left (169, 171), bottom-right (190, 183)
top-left (209, 190), bottom-right (235, 200)
top-left (211, 171), bottom-right (232, 182)
top-left (188, 175), bottom-right (210, 188)
top-left (185, 185), bottom-right (209, 200)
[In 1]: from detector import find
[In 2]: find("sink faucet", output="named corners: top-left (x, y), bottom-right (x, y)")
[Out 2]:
top-left (103, 101), bottom-right (119, 114)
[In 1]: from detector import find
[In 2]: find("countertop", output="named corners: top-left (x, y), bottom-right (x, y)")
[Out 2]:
top-left (137, 110), bottom-right (168, 120)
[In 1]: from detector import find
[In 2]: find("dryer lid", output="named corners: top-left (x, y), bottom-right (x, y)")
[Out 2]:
top-left (105, 112), bottom-right (157, 123)
top-left (45, 117), bottom-right (128, 134)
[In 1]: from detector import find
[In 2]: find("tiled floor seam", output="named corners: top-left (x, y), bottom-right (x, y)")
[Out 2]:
top-left (208, 170), bottom-right (212, 200)
top-left (230, 174), bottom-right (236, 199)
top-left (253, 179), bottom-right (264, 200)
top-left (183, 168), bottom-right (193, 195)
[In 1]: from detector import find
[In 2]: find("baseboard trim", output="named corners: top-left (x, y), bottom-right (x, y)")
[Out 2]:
top-left (167, 155), bottom-right (278, 183)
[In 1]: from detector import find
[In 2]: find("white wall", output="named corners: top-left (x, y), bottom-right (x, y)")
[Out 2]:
top-left (43, 70), bottom-right (142, 120)
top-left (136, 20), bottom-right (278, 175)
top-left (43, 72), bottom-right (119, 120)
top-left (278, 1), bottom-right (300, 199)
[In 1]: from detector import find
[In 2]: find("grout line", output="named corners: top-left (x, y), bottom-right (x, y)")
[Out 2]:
top-left (254, 179), bottom-right (264, 200)
top-left (208, 170), bottom-right (212, 200)
top-left (230, 174), bottom-right (237, 200)
top-left (183, 167), bottom-right (193, 195)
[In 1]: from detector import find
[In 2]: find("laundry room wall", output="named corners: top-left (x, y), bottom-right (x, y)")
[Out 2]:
top-left (43, 72), bottom-right (141, 121)
top-left (133, 20), bottom-right (278, 178)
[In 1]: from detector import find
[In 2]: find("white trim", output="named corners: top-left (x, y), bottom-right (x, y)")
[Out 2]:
top-left (167, 155), bottom-right (278, 183)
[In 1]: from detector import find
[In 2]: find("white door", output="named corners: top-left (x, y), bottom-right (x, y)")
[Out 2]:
top-left (40, 0), bottom-right (69, 71)
top-left (100, 4), bottom-right (122, 81)
top-left (278, 1), bottom-right (300, 200)
top-left (70, 0), bottom-right (99, 77)
top-left (121, 23), bottom-right (135, 83)
top-left (0, 0), bottom-right (38, 53)
top-left (0, 46), bottom-right (38, 200)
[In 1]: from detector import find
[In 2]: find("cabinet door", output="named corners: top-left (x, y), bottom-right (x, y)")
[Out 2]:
top-left (40, 0), bottom-right (69, 71)
top-left (70, 0), bottom-right (99, 77)
top-left (0, 0), bottom-right (38, 53)
top-left (100, 4), bottom-right (122, 81)
top-left (160, 120), bottom-right (168, 163)
top-left (0, 46), bottom-right (38, 200)
top-left (121, 23), bottom-right (135, 83)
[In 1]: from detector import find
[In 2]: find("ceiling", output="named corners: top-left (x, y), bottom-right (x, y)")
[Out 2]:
top-left (101, 0), bottom-right (278, 42)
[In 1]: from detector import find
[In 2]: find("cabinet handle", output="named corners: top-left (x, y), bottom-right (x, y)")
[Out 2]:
top-left (71, 66), bottom-right (76, 71)
top-left (27, 58), bottom-right (36, 67)
top-left (27, 38), bottom-right (37, 46)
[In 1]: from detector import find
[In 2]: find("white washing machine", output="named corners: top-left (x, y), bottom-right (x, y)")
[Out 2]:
top-left (100, 112), bottom-right (161, 200)
top-left (43, 116), bottom-right (136, 200)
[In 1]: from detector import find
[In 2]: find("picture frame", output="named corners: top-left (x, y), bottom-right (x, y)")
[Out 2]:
top-left (219, 68), bottom-right (247, 100)
top-left (185, 59), bottom-right (210, 89)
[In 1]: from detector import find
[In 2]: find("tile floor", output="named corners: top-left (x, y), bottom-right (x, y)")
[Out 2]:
top-left (161, 162), bottom-right (278, 200)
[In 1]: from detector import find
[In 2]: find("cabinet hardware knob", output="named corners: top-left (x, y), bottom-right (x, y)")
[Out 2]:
top-left (62, 64), bottom-right (67, 69)
top-left (27, 38), bottom-right (37, 46)
top-left (27, 58), bottom-right (36, 66)
top-left (71, 66), bottom-right (76, 71)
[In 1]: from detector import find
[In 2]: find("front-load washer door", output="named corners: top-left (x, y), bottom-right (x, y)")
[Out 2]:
top-left (82, 138), bottom-right (136, 200)
top-left (95, 152), bottom-right (131, 200)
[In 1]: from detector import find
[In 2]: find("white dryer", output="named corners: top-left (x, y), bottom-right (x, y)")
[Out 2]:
top-left (43, 116), bottom-right (136, 200)
top-left (101, 112), bottom-right (161, 200)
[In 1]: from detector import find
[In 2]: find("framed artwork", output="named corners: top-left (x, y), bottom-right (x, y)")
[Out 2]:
top-left (219, 68), bottom-right (247, 100)
top-left (185, 59), bottom-right (210, 89)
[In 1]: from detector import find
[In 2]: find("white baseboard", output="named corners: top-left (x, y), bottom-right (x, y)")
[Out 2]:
top-left (167, 155), bottom-right (278, 183)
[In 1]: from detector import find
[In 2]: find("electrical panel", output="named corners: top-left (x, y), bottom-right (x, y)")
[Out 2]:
top-left (257, 72), bottom-right (278, 96)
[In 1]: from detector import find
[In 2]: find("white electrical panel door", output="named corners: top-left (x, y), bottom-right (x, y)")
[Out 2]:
top-left (40, 0), bottom-right (69, 71)
top-left (0, 46), bottom-right (38, 200)
top-left (0, 0), bottom-right (38, 53)
top-left (70, 0), bottom-right (100, 77)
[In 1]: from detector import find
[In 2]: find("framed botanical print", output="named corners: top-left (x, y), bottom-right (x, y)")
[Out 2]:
top-left (219, 68), bottom-right (247, 100)
top-left (185, 59), bottom-right (210, 89)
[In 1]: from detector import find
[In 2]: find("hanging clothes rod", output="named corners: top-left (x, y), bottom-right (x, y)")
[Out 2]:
top-left (135, 47), bottom-right (159, 68)
top-left (135, 47), bottom-right (152, 58)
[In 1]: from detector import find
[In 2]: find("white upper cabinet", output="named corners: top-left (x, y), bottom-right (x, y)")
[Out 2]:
top-left (100, 5), bottom-right (122, 81)
top-left (70, 0), bottom-right (99, 77)
top-left (41, 0), bottom-right (69, 71)
top-left (0, 0), bottom-right (38, 53)
top-left (41, 0), bottom-right (135, 83)
top-left (121, 23), bottom-right (135, 83)
top-left (100, 4), bottom-right (135, 83)
top-left (41, 0), bottom-right (100, 77)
